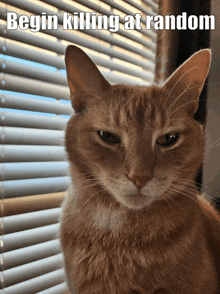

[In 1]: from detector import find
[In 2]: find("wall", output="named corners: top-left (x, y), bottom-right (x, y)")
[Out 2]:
top-left (203, 0), bottom-right (220, 200)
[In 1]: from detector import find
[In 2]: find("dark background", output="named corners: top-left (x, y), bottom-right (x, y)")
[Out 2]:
top-left (156, 0), bottom-right (220, 208)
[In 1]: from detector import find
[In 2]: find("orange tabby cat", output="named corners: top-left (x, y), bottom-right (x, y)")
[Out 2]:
top-left (60, 46), bottom-right (220, 294)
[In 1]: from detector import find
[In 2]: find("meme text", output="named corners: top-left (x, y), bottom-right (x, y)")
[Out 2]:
top-left (6, 12), bottom-right (215, 33)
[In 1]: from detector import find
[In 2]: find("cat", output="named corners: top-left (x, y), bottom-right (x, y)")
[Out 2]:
top-left (60, 45), bottom-right (220, 294)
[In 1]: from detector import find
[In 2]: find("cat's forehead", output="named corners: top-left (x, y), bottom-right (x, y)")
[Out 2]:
top-left (88, 84), bottom-right (187, 133)
top-left (108, 84), bottom-right (164, 130)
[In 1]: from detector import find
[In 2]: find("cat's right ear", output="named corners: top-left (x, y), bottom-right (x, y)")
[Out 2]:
top-left (65, 45), bottom-right (111, 112)
top-left (162, 49), bottom-right (211, 117)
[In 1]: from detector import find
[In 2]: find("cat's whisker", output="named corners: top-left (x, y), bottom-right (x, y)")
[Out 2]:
top-left (205, 139), bottom-right (220, 151)
top-left (166, 97), bottom-right (219, 119)
top-left (166, 187), bottom-right (196, 210)
top-left (170, 180), bottom-right (199, 195)
top-left (167, 117), bottom-right (188, 123)
top-left (72, 171), bottom-right (102, 179)
top-left (73, 183), bottom-right (100, 193)
top-left (74, 178), bottom-right (101, 185)
top-left (176, 178), bottom-right (220, 200)
top-left (160, 190), bottom-right (182, 209)
top-left (166, 81), bottom-right (192, 115)
top-left (171, 183), bottom-right (218, 206)
top-left (209, 142), bottom-right (220, 150)
top-left (208, 137), bottom-right (220, 147)
top-left (167, 185), bottom-right (201, 205)
top-left (71, 176), bottom-right (100, 187)
top-left (173, 186), bottom-right (201, 201)
top-left (167, 100), bottom-right (199, 117)
top-left (70, 170), bottom-right (102, 176)
top-left (73, 179), bottom-right (100, 188)
top-left (173, 183), bottom-right (210, 201)
top-left (164, 188), bottom-right (190, 211)
top-left (87, 188), bottom-right (109, 201)
top-left (162, 195), bottom-right (175, 208)
top-left (163, 66), bottom-right (199, 109)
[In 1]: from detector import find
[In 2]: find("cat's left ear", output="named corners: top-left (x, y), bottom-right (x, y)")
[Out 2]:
top-left (162, 49), bottom-right (211, 117)
top-left (65, 45), bottom-right (111, 112)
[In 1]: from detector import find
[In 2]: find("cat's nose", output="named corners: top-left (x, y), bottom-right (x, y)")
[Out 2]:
top-left (127, 172), bottom-right (152, 190)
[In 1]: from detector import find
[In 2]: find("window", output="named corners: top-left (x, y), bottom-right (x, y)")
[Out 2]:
top-left (1, 0), bottom-right (158, 293)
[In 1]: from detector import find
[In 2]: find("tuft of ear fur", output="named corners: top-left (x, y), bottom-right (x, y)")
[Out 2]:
top-left (65, 45), bottom-right (111, 112)
top-left (162, 49), bottom-right (211, 117)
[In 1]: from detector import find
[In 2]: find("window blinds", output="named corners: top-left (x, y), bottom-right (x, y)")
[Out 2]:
top-left (0, 0), bottom-right (158, 293)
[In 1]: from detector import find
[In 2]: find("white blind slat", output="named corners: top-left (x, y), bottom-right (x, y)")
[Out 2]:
top-left (3, 111), bottom-right (68, 130)
top-left (0, 38), bottom-right (65, 69)
top-left (142, 0), bottom-right (158, 11)
top-left (1, 127), bottom-right (64, 145)
top-left (124, 0), bottom-right (158, 14)
top-left (3, 223), bottom-right (59, 251)
top-left (3, 254), bottom-right (64, 288)
top-left (0, 94), bottom-right (73, 115)
top-left (0, 59), bottom-right (68, 86)
top-left (3, 239), bottom-right (61, 270)
top-left (0, 73), bottom-right (70, 99)
top-left (1, 145), bottom-right (67, 162)
top-left (36, 282), bottom-right (68, 294)
top-left (3, 207), bottom-right (61, 234)
top-left (0, 23), bottom-right (66, 58)
top-left (3, 176), bottom-right (70, 198)
top-left (3, 162), bottom-right (68, 181)
top-left (2, 269), bottom-right (66, 294)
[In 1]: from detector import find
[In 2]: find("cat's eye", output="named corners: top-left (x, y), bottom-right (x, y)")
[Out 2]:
top-left (156, 133), bottom-right (179, 147)
top-left (97, 130), bottom-right (121, 144)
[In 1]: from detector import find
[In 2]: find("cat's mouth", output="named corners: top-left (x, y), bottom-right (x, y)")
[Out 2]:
top-left (121, 192), bottom-right (156, 209)
top-left (128, 192), bottom-right (147, 198)
top-left (102, 175), bottom-right (169, 209)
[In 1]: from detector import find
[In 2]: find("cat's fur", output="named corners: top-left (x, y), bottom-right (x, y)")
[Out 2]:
top-left (60, 46), bottom-right (220, 294)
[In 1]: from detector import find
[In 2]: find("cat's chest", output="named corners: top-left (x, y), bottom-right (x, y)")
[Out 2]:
top-left (91, 204), bottom-right (126, 232)
top-left (69, 232), bottom-right (167, 293)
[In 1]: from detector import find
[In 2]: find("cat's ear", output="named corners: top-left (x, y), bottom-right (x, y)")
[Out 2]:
top-left (162, 49), bottom-right (211, 117)
top-left (65, 45), bottom-right (111, 112)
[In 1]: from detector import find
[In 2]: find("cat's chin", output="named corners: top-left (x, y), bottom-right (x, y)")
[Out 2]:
top-left (115, 193), bottom-right (156, 210)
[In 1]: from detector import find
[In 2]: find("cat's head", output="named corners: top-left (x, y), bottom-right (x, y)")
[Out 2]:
top-left (65, 46), bottom-right (211, 210)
